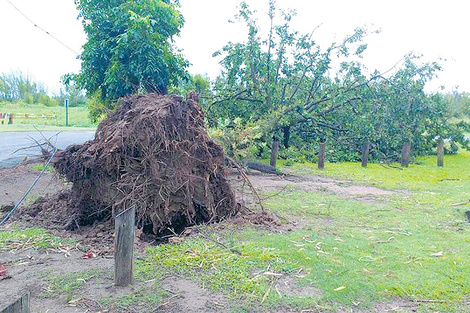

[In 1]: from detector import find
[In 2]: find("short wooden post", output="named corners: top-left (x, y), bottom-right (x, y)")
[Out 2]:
top-left (318, 141), bottom-right (326, 170)
top-left (401, 141), bottom-right (411, 167)
top-left (437, 139), bottom-right (444, 167)
top-left (1, 292), bottom-right (30, 313)
top-left (270, 140), bottom-right (280, 168)
top-left (361, 139), bottom-right (370, 168)
top-left (114, 206), bottom-right (135, 287)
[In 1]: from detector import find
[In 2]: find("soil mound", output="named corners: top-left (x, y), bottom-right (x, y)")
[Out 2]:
top-left (51, 92), bottom-right (237, 236)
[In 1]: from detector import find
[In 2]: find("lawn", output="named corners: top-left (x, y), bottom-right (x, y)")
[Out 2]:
top-left (136, 151), bottom-right (470, 311)
top-left (0, 103), bottom-right (97, 132)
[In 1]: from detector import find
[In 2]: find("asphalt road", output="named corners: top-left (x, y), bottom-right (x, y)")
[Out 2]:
top-left (0, 131), bottom-right (96, 168)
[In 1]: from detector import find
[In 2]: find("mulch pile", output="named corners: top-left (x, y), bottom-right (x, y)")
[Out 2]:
top-left (26, 92), bottom-right (238, 237)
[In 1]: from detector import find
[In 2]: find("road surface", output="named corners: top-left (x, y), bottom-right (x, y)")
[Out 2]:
top-left (0, 131), bottom-right (95, 168)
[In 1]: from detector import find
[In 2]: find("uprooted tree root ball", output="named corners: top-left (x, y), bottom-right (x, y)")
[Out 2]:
top-left (52, 92), bottom-right (238, 236)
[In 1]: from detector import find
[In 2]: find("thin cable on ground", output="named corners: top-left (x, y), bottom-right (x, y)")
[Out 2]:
top-left (0, 148), bottom-right (58, 226)
top-left (5, 0), bottom-right (80, 57)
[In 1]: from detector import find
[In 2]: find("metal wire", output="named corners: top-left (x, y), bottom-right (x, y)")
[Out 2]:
top-left (0, 148), bottom-right (58, 226)
top-left (5, 0), bottom-right (80, 57)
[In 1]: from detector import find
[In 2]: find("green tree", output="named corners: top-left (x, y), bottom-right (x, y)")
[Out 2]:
top-left (59, 74), bottom-right (87, 107)
top-left (75, 0), bottom-right (188, 118)
top-left (211, 1), bottom-right (375, 159)
top-left (0, 71), bottom-right (37, 100)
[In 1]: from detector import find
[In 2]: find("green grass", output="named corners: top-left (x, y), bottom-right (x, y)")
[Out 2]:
top-left (131, 151), bottom-right (470, 311)
top-left (0, 103), bottom-right (97, 131)
top-left (99, 284), bottom-right (165, 312)
top-left (285, 150), bottom-right (470, 191)
top-left (262, 192), bottom-right (470, 311)
top-left (31, 163), bottom-right (54, 172)
top-left (0, 225), bottom-right (75, 251)
top-left (42, 269), bottom-right (107, 301)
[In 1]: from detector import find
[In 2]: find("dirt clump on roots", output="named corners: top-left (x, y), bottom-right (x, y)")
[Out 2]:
top-left (45, 92), bottom-right (237, 237)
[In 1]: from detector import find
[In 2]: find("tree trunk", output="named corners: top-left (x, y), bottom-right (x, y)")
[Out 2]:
top-left (361, 139), bottom-right (370, 168)
top-left (318, 141), bottom-right (326, 170)
top-left (437, 139), bottom-right (444, 167)
top-left (283, 126), bottom-right (290, 149)
top-left (270, 140), bottom-right (280, 168)
top-left (245, 161), bottom-right (279, 174)
top-left (401, 141), bottom-right (411, 167)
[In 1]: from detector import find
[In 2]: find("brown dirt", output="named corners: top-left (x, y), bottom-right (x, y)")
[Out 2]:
top-left (247, 171), bottom-right (408, 203)
top-left (0, 224), bottom-right (114, 312)
top-left (274, 275), bottom-right (323, 298)
top-left (0, 162), bottom-right (67, 210)
top-left (157, 276), bottom-right (228, 312)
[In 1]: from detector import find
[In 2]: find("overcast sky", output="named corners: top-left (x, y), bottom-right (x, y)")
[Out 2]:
top-left (0, 0), bottom-right (469, 94)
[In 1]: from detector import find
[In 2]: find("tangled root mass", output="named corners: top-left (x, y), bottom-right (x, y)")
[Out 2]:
top-left (53, 92), bottom-right (237, 236)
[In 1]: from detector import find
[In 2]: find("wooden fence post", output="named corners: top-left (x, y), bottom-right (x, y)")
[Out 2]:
top-left (361, 139), bottom-right (370, 168)
top-left (1, 292), bottom-right (30, 313)
top-left (437, 139), bottom-right (444, 167)
top-left (114, 206), bottom-right (135, 287)
top-left (401, 141), bottom-right (411, 167)
top-left (270, 140), bottom-right (280, 168)
top-left (318, 141), bottom-right (326, 170)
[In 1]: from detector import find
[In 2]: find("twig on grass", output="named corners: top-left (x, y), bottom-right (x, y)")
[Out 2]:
top-left (411, 299), bottom-right (448, 303)
top-left (153, 294), bottom-right (179, 311)
top-left (195, 226), bottom-right (242, 255)
top-left (260, 184), bottom-right (289, 201)
top-left (451, 200), bottom-right (469, 206)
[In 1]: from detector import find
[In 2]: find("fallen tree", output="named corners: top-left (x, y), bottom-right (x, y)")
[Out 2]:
top-left (52, 92), bottom-right (237, 236)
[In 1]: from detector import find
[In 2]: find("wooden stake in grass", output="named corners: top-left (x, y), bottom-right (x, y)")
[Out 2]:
top-left (114, 206), bottom-right (135, 287)
top-left (318, 141), bottom-right (326, 170)
top-left (1, 292), bottom-right (30, 313)
top-left (361, 139), bottom-right (370, 168)
top-left (270, 139), bottom-right (280, 168)
top-left (401, 141), bottom-right (411, 167)
top-left (437, 139), bottom-right (444, 167)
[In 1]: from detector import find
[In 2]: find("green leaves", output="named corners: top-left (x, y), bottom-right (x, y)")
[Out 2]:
top-left (75, 0), bottom-right (188, 118)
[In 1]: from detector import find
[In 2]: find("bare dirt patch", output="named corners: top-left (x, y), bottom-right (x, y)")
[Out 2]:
top-left (157, 276), bottom-right (228, 312)
top-left (0, 162), bottom-right (67, 209)
top-left (337, 298), bottom-right (418, 313)
top-left (275, 276), bottom-right (323, 298)
top-left (247, 171), bottom-right (408, 203)
top-left (0, 233), bottom-right (114, 312)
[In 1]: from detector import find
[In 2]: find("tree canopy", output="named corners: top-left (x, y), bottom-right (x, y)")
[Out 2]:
top-left (75, 0), bottom-right (188, 118)
top-left (207, 1), bottom-right (469, 163)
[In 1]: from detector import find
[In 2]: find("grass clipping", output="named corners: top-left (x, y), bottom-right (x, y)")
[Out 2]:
top-left (53, 92), bottom-right (237, 236)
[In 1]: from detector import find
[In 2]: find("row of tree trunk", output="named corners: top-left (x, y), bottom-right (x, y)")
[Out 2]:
top-left (269, 138), bottom-right (446, 170)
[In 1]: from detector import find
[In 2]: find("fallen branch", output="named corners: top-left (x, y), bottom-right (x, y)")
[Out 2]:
top-left (451, 200), bottom-right (469, 206)
top-left (226, 156), bottom-right (265, 212)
